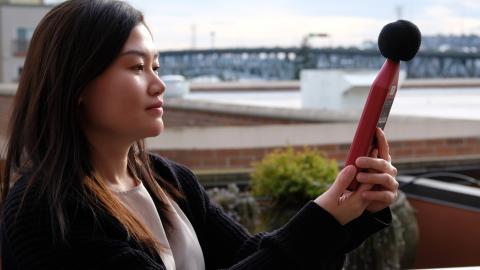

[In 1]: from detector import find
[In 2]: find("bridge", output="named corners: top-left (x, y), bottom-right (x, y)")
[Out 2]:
top-left (159, 47), bottom-right (480, 80)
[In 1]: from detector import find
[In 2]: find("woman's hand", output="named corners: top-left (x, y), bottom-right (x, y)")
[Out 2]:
top-left (314, 128), bottom-right (399, 225)
top-left (356, 128), bottom-right (399, 213)
top-left (314, 165), bottom-right (372, 225)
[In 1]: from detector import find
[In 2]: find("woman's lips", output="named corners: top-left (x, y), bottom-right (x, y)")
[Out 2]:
top-left (145, 101), bottom-right (163, 110)
top-left (146, 101), bottom-right (164, 115)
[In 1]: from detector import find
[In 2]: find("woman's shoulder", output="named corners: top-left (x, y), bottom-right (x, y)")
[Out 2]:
top-left (1, 175), bottom-right (56, 250)
top-left (2, 175), bottom-right (43, 222)
top-left (148, 153), bottom-right (208, 205)
top-left (2, 174), bottom-right (94, 234)
top-left (1, 174), bottom-right (128, 247)
top-left (148, 153), bottom-right (199, 186)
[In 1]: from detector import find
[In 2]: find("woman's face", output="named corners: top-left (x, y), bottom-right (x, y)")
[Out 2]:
top-left (80, 24), bottom-right (166, 143)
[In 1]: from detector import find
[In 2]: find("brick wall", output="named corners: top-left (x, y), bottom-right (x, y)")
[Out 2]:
top-left (3, 133), bottom-right (478, 174)
top-left (155, 137), bottom-right (480, 171)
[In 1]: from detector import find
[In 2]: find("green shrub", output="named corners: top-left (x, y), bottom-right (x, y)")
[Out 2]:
top-left (251, 146), bottom-right (338, 208)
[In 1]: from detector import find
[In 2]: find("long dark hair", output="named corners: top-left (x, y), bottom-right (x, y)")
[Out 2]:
top-left (1, 0), bottom-right (179, 254)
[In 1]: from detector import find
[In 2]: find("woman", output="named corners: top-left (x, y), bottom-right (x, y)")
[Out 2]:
top-left (0, 0), bottom-right (398, 269)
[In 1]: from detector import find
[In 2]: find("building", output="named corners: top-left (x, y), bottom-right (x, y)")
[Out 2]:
top-left (0, 0), bottom-right (51, 82)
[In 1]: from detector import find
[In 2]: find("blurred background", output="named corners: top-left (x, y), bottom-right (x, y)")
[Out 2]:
top-left (50, 0), bottom-right (480, 51)
top-left (0, 0), bottom-right (479, 269)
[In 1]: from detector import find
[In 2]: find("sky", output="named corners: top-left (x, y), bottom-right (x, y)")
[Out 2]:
top-left (45, 0), bottom-right (480, 51)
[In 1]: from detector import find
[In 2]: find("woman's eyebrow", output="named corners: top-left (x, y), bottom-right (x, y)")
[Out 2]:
top-left (119, 49), bottom-right (159, 59)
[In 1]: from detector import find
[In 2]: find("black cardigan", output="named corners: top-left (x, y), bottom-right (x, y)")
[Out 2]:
top-left (1, 154), bottom-right (391, 269)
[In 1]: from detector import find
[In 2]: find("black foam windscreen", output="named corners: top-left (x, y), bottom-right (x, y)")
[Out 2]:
top-left (378, 20), bottom-right (421, 61)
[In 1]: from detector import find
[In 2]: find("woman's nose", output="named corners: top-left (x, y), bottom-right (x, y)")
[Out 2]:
top-left (148, 75), bottom-right (166, 97)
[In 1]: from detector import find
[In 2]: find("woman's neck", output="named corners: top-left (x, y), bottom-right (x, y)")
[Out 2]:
top-left (88, 135), bottom-right (138, 191)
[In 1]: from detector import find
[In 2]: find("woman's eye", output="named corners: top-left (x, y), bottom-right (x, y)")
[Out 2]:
top-left (133, 64), bottom-right (144, 72)
top-left (153, 66), bottom-right (160, 75)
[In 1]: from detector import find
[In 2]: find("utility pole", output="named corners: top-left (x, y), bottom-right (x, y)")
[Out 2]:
top-left (301, 33), bottom-right (329, 47)
top-left (210, 31), bottom-right (215, 49)
top-left (294, 33), bottom-right (329, 79)
top-left (191, 24), bottom-right (197, 49)
top-left (395, 5), bottom-right (403, 20)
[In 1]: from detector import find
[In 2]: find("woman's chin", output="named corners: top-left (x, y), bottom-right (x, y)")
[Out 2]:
top-left (145, 122), bottom-right (164, 137)
top-left (132, 120), bottom-right (164, 140)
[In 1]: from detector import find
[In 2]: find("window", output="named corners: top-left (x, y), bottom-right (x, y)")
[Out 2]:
top-left (13, 27), bottom-right (34, 56)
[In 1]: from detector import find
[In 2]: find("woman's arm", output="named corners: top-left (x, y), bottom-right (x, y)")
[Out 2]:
top-left (152, 133), bottom-right (397, 270)
top-left (171, 161), bottom-right (389, 270)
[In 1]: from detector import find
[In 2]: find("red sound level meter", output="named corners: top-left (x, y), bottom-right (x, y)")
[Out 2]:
top-left (345, 59), bottom-right (400, 190)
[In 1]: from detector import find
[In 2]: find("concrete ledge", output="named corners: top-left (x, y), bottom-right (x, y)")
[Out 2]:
top-left (165, 98), bottom-right (359, 123)
top-left (188, 78), bottom-right (480, 91)
top-left (403, 78), bottom-right (480, 88)
top-left (0, 84), bottom-right (17, 95)
top-left (148, 118), bottom-right (480, 150)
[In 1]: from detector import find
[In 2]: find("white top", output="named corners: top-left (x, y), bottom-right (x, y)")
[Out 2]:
top-left (113, 180), bottom-right (205, 270)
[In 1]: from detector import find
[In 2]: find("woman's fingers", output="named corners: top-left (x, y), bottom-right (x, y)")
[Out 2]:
top-left (314, 165), bottom-right (371, 225)
top-left (375, 128), bottom-right (391, 162)
top-left (355, 156), bottom-right (397, 177)
top-left (329, 165), bottom-right (357, 197)
top-left (356, 172), bottom-right (399, 191)
top-left (362, 190), bottom-right (397, 204)
top-left (357, 182), bottom-right (374, 192)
